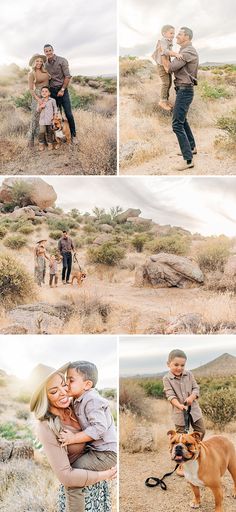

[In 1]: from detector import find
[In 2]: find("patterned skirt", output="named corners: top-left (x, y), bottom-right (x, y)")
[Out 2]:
top-left (34, 256), bottom-right (46, 286)
top-left (28, 87), bottom-right (41, 142)
top-left (58, 482), bottom-right (111, 512)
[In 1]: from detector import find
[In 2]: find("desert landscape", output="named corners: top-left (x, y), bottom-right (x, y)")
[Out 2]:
top-left (120, 352), bottom-right (236, 512)
top-left (0, 364), bottom-right (117, 511)
top-left (120, 58), bottom-right (236, 175)
top-left (0, 64), bottom-right (117, 175)
top-left (1, 177), bottom-right (236, 334)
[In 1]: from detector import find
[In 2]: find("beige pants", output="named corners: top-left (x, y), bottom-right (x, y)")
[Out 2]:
top-left (65, 450), bottom-right (117, 512)
top-left (157, 64), bottom-right (172, 101)
top-left (175, 417), bottom-right (206, 439)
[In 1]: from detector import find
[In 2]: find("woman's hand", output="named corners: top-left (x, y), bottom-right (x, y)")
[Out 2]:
top-left (98, 466), bottom-right (117, 482)
top-left (58, 429), bottom-right (75, 447)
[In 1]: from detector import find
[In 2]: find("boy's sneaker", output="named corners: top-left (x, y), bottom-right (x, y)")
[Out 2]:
top-left (48, 143), bottom-right (53, 151)
top-left (39, 144), bottom-right (45, 151)
top-left (158, 100), bottom-right (172, 111)
top-left (175, 160), bottom-right (194, 172)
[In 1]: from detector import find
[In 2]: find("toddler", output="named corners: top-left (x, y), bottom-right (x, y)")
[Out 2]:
top-left (49, 254), bottom-right (58, 287)
top-left (37, 86), bottom-right (57, 150)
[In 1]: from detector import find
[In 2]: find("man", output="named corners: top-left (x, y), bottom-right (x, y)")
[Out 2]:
top-left (58, 230), bottom-right (75, 284)
top-left (43, 44), bottom-right (77, 142)
top-left (167, 27), bottom-right (199, 172)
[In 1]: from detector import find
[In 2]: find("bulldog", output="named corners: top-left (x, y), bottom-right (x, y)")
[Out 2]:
top-left (167, 430), bottom-right (236, 512)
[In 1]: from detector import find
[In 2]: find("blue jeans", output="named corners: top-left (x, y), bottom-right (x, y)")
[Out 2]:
top-left (62, 252), bottom-right (72, 282)
top-left (172, 86), bottom-right (195, 161)
top-left (50, 87), bottom-right (76, 137)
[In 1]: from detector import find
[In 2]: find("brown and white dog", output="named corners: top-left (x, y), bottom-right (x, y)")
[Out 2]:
top-left (71, 270), bottom-right (87, 287)
top-left (168, 430), bottom-right (236, 512)
top-left (53, 115), bottom-right (71, 145)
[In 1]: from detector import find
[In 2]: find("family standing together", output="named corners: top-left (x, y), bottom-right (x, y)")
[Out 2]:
top-left (28, 44), bottom-right (77, 150)
top-left (152, 25), bottom-right (199, 172)
top-left (34, 230), bottom-right (75, 287)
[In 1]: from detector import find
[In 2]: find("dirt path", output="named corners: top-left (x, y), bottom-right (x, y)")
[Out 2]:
top-left (120, 126), bottom-right (236, 176)
top-left (120, 436), bottom-right (236, 512)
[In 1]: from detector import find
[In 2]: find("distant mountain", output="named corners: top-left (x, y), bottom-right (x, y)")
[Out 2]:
top-left (200, 61), bottom-right (236, 66)
top-left (192, 353), bottom-right (236, 377)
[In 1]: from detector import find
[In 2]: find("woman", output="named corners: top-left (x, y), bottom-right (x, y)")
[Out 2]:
top-left (30, 364), bottom-right (116, 512)
top-left (34, 239), bottom-right (49, 286)
top-left (28, 54), bottom-right (50, 147)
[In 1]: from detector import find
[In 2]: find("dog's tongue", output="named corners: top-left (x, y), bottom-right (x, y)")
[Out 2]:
top-left (175, 455), bottom-right (183, 461)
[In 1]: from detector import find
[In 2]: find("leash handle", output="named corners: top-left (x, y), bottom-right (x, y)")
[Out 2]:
top-left (145, 463), bottom-right (179, 491)
top-left (184, 402), bottom-right (192, 433)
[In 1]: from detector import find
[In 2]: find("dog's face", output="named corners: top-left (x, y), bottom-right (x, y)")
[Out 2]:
top-left (167, 430), bottom-right (201, 464)
top-left (53, 116), bottom-right (62, 130)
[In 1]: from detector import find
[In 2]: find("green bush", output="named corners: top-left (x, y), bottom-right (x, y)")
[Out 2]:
top-left (47, 217), bottom-right (78, 231)
top-left (6, 181), bottom-right (33, 210)
top-left (216, 111), bottom-right (236, 141)
top-left (49, 230), bottom-right (62, 240)
top-left (148, 235), bottom-right (190, 256)
top-left (3, 234), bottom-right (27, 249)
top-left (87, 243), bottom-right (125, 265)
top-left (140, 380), bottom-right (164, 398)
top-left (15, 392), bottom-right (31, 403)
top-left (18, 224), bottom-right (34, 235)
top-left (200, 389), bottom-right (236, 429)
top-left (197, 237), bottom-right (230, 271)
top-left (0, 422), bottom-right (19, 439)
top-left (0, 252), bottom-right (36, 308)
top-left (199, 81), bottom-right (232, 100)
top-left (13, 90), bottom-right (32, 111)
top-left (131, 234), bottom-right (148, 253)
top-left (0, 225), bottom-right (7, 238)
top-left (69, 85), bottom-right (95, 110)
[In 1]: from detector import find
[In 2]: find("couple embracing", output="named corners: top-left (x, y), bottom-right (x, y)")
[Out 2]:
top-left (28, 44), bottom-right (77, 150)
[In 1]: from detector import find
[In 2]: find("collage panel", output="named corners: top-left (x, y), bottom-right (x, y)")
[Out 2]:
top-left (0, 335), bottom-right (118, 511)
top-left (119, 0), bottom-right (236, 175)
top-left (119, 335), bottom-right (236, 512)
top-left (0, 175), bottom-right (236, 335)
top-left (0, 0), bottom-right (117, 175)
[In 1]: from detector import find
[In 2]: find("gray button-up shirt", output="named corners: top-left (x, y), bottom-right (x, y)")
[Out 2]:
top-left (73, 388), bottom-right (117, 452)
top-left (169, 42), bottom-right (199, 86)
top-left (152, 37), bottom-right (173, 65)
top-left (38, 97), bottom-right (57, 125)
top-left (45, 55), bottom-right (72, 88)
top-left (58, 236), bottom-right (74, 254)
top-left (163, 370), bottom-right (202, 426)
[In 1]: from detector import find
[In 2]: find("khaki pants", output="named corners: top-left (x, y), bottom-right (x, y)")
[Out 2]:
top-left (175, 417), bottom-right (206, 439)
top-left (65, 450), bottom-right (117, 512)
top-left (157, 64), bottom-right (172, 101)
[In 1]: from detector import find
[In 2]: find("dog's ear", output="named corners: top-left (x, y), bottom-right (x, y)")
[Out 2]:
top-left (191, 432), bottom-right (202, 443)
top-left (167, 430), bottom-right (176, 439)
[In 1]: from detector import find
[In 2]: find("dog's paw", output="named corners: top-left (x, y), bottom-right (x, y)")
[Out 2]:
top-left (190, 502), bottom-right (201, 509)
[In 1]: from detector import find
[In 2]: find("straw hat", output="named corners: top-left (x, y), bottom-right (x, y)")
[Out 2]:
top-left (30, 362), bottom-right (70, 412)
top-left (29, 54), bottom-right (46, 67)
top-left (36, 239), bottom-right (47, 244)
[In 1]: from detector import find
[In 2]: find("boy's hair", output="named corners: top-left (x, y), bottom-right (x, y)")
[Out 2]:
top-left (161, 25), bottom-right (174, 36)
top-left (168, 349), bottom-right (187, 362)
top-left (41, 86), bottom-right (50, 93)
top-left (68, 361), bottom-right (98, 387)
top-left (180, 27), bottom-right (193, 40)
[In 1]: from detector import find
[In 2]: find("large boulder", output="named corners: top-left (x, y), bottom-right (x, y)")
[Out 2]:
top-left (93, 234), bottom-right (113, 245)
top-left (10, 206), bottom-right (35, 221)
top-left (127, 216), bottom-right (152, 226)
top-left (115, 208), bottom-right (141, 223)
top-left (8, 302), bottom-right (74, 334)
top-left (0, 178), bottom-right (57, 209)
top-left (0, 439), bottom-right (34, 462)
top-left (99, 224), bottom-right (114, 233)
top-left (135, 252), bottom-right (204, 288)
top-left (125, 426), bottom-right (153, 453)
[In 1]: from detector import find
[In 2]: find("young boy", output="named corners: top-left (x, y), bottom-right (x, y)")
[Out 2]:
top-left (59, 361), bottom-right (117, 512)
top-left (49, 254), bottom-right (58, 287)
top-left (152, 25), bottom-right (183, 111)
top-left (163, 349), bottom-right (205, 475)
top-left (37, 86), bottom-right (57, 151)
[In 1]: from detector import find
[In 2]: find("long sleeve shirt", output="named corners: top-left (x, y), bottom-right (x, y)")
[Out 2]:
top-left (152, 37), bottom-right (173, 65)
top-left (163, 370), bottom-right (203, 426)
top-left (168, 42), bottom-right (199, 86)
top-left (73, 389), bottom-right (117, 453)
top-left (45, 54), bottom-right (72, 88)
top-left (38, 97), bottom-right (57, 125)
top-left (37, 420), bottom-right (101, 487)
top-left (58, 236), bottom-right (75, 254)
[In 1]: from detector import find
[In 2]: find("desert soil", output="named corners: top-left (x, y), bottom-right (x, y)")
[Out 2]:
top-left (120, 433), bottom-right (236, 512)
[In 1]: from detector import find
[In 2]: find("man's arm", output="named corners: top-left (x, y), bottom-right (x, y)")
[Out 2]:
top-left (57, 58), bottom-right (72, 96)
top-left (167, 56), bottom-right (187, 73)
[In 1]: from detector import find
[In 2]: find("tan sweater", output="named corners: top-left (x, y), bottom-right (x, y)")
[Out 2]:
top-left (37, 420), bottom-right (101, 487)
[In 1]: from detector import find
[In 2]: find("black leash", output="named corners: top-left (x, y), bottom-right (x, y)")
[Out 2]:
top-left (145, 463), bottom-right (179, 490)
top-left (73, 252), bottom-right (82, 271)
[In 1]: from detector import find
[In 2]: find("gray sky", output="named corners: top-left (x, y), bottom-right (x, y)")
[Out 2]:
top-left (120, 0), bottom-right (236, 63)
top-left (0, 335), bottom-right (118, 387)
top-left (0, 0), bottom-right (116, 75)
top-left (120, 336), bottom-right (236, 376)
top-left (1, 176), bottom-right (235, 237)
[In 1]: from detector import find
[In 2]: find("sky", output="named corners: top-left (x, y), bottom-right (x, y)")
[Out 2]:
top-left (119, 335), bottom-right (236, 376)
top-left (120, 0), bottom-right (236, 63)
top-left (0, 335), bottom-right (118, 387)
top-left (0, 0), bottom-right (117, 75)
top-left (1, 176), bottom-right (235, 237)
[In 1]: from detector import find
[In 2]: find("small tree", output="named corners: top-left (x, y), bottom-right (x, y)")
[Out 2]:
top-left (131, 234), bottom-right (147, 253)
top-left (110, 206), bottom-right (123, 220)
top-left (200, 389), bottom-right (236, 430)
top-left (92, 207), bottom-right (106, 220)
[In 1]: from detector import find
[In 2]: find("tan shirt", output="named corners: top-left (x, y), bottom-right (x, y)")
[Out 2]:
top-left (163, 370), bottom-right (202, 426)
top-left (169, 42), bottom-right (199, 86)
top-left (45, 55), bottom-right (72, 88)
top-left (28, 69), bottom-right (50, 93)
top-left (37, 420), bottom-right (101, 487)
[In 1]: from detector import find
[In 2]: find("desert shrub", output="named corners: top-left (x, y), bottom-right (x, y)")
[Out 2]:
top-left (0, 225), bottom-right (7, 238)
top-left (74, 237), bottom-right (85, 248)
top-left (83, 224), bottom-right (97, 234)
top-left (148, 234), bottom-right (190, 256)
top-left (200, 389), bottom-right (236, 429)
top-left (7, 181), bottom-right (33, 210)
top-left (18, 224), bottom-right (34, 235)
top-left (76, 294), bottom-right (111, 323)
top-left (131, 234), bottom-right (148, 253)
top-left (3, 234), bottom-right (27, 249)
top-left (216, 111), bottom-right (236, 142)
top-left (0, 422), bottom-right (19, 439)
top-left (49, 230), bottom-right (62, 240)
top-left (47, 217), bottom-right (78, 231)
top-left (16, 410), bottom-right (30, 420)
top-left (0, 377), bottom-right (7, 386)
top-left (120, 379), bottom-right (150, 417)
top-left (120, 57), bottom-right (148, 77)
top-left (13, 90), bottom-right (32, 111)
top-left (197, 238), bottom-right (230, 271)
top-left (15, 392), bottom-right (31, 403)
top-left (102, 388), bottom-right (116, 399)
top-left (0, 252), bottom-right (36, 308)
top-left (87, 243), bottom-right (125, 266)
top-left (69, 85), bottom-right (95, 110)
top-left (140, 379), bottom-right (164, 398)
top-left (199, 81), bottom-right (232, 100)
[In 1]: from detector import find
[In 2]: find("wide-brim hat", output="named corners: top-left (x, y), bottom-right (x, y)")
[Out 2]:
top-left (29, 54), bottom-right (47, 67)
top-left (36, 239), bottom-right (47, 244)
top-left (30, 362), bottom-right (71, 412)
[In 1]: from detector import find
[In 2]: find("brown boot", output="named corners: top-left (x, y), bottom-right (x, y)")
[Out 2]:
top-left (47, 143), bottom-right (54, 151)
